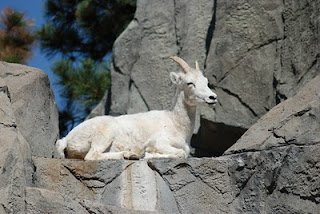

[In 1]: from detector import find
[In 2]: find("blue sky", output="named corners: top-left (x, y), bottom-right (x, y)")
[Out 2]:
top-left (0, 0), bottom-right (64, 110)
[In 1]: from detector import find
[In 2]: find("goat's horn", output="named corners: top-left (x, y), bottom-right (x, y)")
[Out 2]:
top-left (170, 56), bottom-right (190, 73)
top-left (195, 60), bottom-right (200, 71)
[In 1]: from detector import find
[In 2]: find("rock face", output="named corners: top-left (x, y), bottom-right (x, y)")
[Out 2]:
top-left (29, 73), bottom-right (319, 214)
top-left (0, 62), bottom-right (319, 213)
top-left (225, 75), bottom-right (320, 154)
top-left (1, 0), bottom-right (320, 213)
top-left (22, 143), bottom-right (320, 214)
top-left (0, 62), bottom-right (59, 213)
top-left (0, 62), bottom-right (59, 158)
top-left (97, 0), bottom-right (320, 156)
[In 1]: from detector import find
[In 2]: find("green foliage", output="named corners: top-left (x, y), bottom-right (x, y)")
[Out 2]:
top-left (38, 0), bottom-right (136, 60)
top-left (2, 54), bottom-right (23, 63)
top-left (38, 0), bottom-right (136, 136)
top-left (52, 58), bottom-right (110, 136)
top-left (52, 58), bottom-right (110, 111)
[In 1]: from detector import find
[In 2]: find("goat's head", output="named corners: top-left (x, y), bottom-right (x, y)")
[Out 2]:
top-left (170, 56), bottom-right (218, 106)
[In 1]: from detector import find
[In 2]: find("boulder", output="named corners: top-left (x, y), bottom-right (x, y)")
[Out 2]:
top-left (30, 75), bottom-right (320, 213)
top-left (91, 0), bottom-right (320, 156)
top-left (0, 62), bottom-right (59, 158)
top-left (0, 62), bottom-right (319, 213)
top-left (1, 0), bottom-right (320, 212)
top-left (225, 75), bottom-right (320, 154)
top-left (29, 144), bottom-right (320, 213)
top-left (0, 62), bottom-right (59, 213)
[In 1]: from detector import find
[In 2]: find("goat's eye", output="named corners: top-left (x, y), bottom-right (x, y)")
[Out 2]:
top-left (187, 82), bottom-right (195, 87)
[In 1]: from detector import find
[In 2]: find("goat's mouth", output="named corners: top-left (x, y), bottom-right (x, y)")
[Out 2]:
top-left (206, 101), bottom-right (217, 106)
top-left (206, 99), bottom-right (218, 106)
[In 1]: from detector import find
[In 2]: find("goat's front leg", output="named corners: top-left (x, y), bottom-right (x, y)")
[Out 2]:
top-left (85, 151), bottom-right (138, 160)
top-left (144, 141), bottom-right (189, 159)
top-left (84, 140), bottom-right (141, 160)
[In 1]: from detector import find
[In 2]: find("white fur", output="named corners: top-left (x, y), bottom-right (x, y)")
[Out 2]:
top-left (56, 57), bottom-right (217, 160)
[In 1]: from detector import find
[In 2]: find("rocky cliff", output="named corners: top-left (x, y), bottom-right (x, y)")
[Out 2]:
top-left (0, 0), bottom-right (320, 213)
top-left (0, 64), bottom-right (319, 213)
top-left (97, 0), bottom-right (320, 156)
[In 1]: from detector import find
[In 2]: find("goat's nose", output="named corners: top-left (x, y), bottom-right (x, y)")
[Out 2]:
top-left (209, 96), bottom-right (216, 100)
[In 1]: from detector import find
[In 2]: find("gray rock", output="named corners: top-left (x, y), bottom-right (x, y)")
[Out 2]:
top-left (278, 0), bottom-right (320, 100)
top-left (227, 144), bottom-right (320, 214)
top-left (225, 75), bottom-right (320, 154)
top-left (25, 187), bottom-right (88, 214)
top-left (79, 199), bottom-right (162, 214)
top-left (29, 145), bottom-right (320, 214)
top-left (25, 186), bottom-right (161, 214)
top-left (0, 62), bottom-right (59, 213)
top-left (0, 120), bottom-right (33, 213)
top-left (0, 62), bottom-right (59, 158)
top-left (86, 89), bottom-right (110, 120)
top-left (1, 0), bottom-right (320, 213)
top-left (89, 0), bottom-right (320, 156)
top-left (1, 71), bottom-right (319, 213)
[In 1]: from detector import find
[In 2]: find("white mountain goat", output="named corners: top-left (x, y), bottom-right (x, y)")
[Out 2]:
top-left (56, 56), bottom-right (217, 160)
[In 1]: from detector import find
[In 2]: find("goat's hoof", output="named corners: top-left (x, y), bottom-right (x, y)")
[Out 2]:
top-left (123, 152), bottom-right (140, 160)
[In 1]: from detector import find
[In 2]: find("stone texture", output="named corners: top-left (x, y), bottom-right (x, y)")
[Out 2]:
top-left (225, 75), bottom-right (320, 154)
top-left (25, 187), bottom-right (89, 214)
top-left (89, 0), bottom-right (320, 156)
top-left (227, 144), bottom-right (320, 214)
top-left (25, 187), bottom-right (160, 214)
top-left (0, 65), bottom-right (319, 213)
top-left (0, 114), bottom-right (33, 213)
top-left (86, 90), bottom-right (111, 120)
top-left (0, 62), bottom-right (59, 213)
top-left (1, 0), bottom-right (320, 213)
top-left (0, 62), bottom-right (59, 158)
top-left (28, 144), bottom-right (320, 214)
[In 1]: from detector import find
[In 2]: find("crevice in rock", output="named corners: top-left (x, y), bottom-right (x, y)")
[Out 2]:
top-left (130, 80), bottom-right (150, 111)
top-left (290, 63), bottom-right (297, 76)
top-left (0, 86), bottom-right (11, 101)
top-left (146, 161), bottom-right (183, 214)
top-left (280, 187), bottom-right (320, 204)
top-left (293, 107), bottom-right (312, 117)
top-left (0, 204), bottom-right (9, 214)
top-left (266, 176), bottom-right (277, 195)
top-left (218, 37), bottom-right (282, 85)
top-left (0, 71), bottom-right (29, 78)
top-left (235, 171), bottom-right (255, 197)
top-left (297, 53), bottom-right (320, 84)
top-left (272, 131), bottom-right (295, 145)
top-left (78, 201), bottom-right (95, 214)
top-left (216, 86), bottom-right (258, 117)
top-left (30, 158), bottom-right (37, 186)
top-left (63, 165), bottom-right (107, 191)
top-left (173, 0), bottom-right (181, 56)
top-left (250, 38), bottom-right (282, 54)
top-left (225, 141), bottom-right (320, 158)
top-left (146, 161), bottom-right (161, 176)
top-left (0, 122), bottom-right (16, 128)
top-left (273, 76), bottom-right (287, 104)
top-left (112, 57), bottom-right (125, 75)
top-left (104, 89), bottom-right (112, 115)
top-left (299, 194), bottom-right (320, 205)
top-left (265, 151), bottom-right (290, 195)
top-left (204, 0), bottom-right (217, 69)
top-left (267, 106), bottom-right (311, 136)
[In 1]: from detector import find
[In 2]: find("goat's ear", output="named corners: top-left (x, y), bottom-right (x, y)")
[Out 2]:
top-left (170, 72), bottom-right (181, 85)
